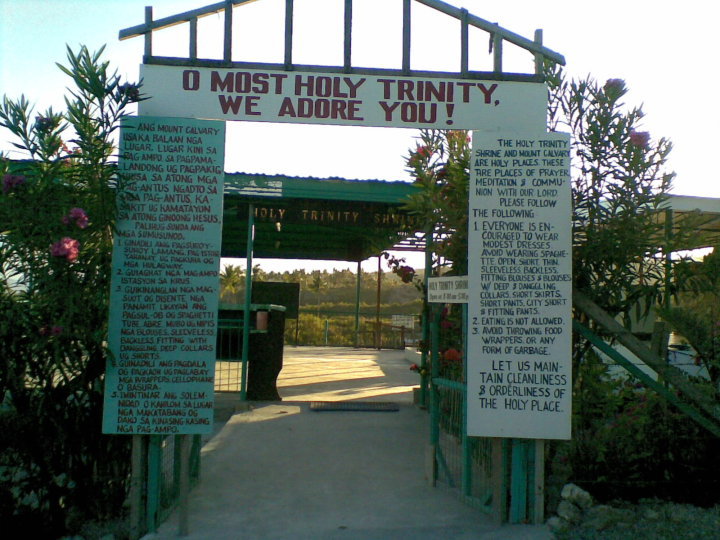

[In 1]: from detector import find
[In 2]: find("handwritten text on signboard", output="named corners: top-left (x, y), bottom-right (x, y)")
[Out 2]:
top-left (102, 116), bottom-right (225, 435)
top-left (467, 132), bottom-right (572, 440)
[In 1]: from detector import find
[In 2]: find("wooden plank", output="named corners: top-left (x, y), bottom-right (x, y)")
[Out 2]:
top-left (509, 440), bottom-right (528, 523)
top-left (284, 0), bottom-right (294, 69)
top-left (460, 8), bottom-right (468, 76)
top-left (146, 436), bottom-right (162, 533)
top-left (119, 0), bottom-right (259, 40)
top-left (223, 0), bottom-right (233, 62)
top-left (491, 438), bottom-right (506, 524)
top-left (574, 319), bottom-right (720, 438)
top-left (343, 0), bottom-right (352, 72)
top-left (402, 0), bottom-right (411, 74)
top-left (190, 18), bottom-right (198, 59)
top-left (178, 435), bottom-right (191, 536)
top-left (573, 288), bottom-right (720, 421)
top-left (492, 30), bottom-right (502, 73)
top-left (413, 0), bottom-right (565, 65)
top-left (533, 29), bottom-right (543, 75)
top-left (129, 435), bottom-right (145, 540)
top-left (144, 7), bottom-right (153, 60)
top-left (534, 440), bottom-right (545, 524)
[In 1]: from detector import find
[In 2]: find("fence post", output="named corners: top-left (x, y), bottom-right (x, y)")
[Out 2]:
top-left (491, 438), bottom-right (508, 524)
top-left (178, 435), bottom-right (191, 536)
top-left (146, 435), bottom-right (162, 533)
top-left (533, 440), bottom-right (545, 524)
top-left (129, 435), bottom-right (147, 540)
top-left (461, 303), bottom-right (472, 498)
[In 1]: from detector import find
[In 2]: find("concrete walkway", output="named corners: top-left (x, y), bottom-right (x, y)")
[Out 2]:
top-left (147, 348), bottom-right (552, 540)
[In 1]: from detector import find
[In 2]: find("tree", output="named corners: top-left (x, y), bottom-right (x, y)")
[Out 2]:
top-left (0, 46), bottom-right (141, 536)
top-left (403, 129), bottom-right (471, 276)
top-left (660, 248), bottom-right (720, 386)
top-left (308, 272), bottom-right (325, 314)
top-left (546, 64), bottom-right (675, 327)
top-left (219, 264), bottom-right (244, 302)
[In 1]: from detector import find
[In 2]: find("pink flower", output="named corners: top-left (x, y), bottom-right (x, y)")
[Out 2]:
top-left (62, 207), bottom-right (89, 229)
top-left (629, 130), bottom-right (650, 149)
top-left (2, 174), bottom-right (26, 194)
top-left (50, 237), bottom-right (80, 262)
top-left (416, 145), bottom-right (431, 158)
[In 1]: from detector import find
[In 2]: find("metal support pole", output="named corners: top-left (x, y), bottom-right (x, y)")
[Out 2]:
top-left (241, 203), bottom-right (254, 400)
top-left (343, 0), bottom-right (353, 72)
top-left (146, 436), bottom-right (162, 533)
top-left (129, 435), bottom-right (145, 540)
top-left (428, 305), bottom-right (441, 485)
top-left (664, 208), bottom-right (673, 311)
top-left (284, 0), bottom-right (294, 69)
top-left (509, 439), bottom-right (530, 523)
top-left (178, 435), bottom-right (191, 536)
top-left (420, 231), bottom-right (433, 407)
top-left (143, 6), bottom-right (153, 62)
top-left (223, 0), bottom-right (232, 62)
top-left (354, 260), bottom-right (361, 347)
top-left (375, 256), bottom-right (382, 349)
top-left (461, 303), bottom-right (472, 498)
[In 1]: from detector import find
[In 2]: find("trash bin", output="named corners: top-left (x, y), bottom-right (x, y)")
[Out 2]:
top-left (216, 304), bottom-right (286, 400)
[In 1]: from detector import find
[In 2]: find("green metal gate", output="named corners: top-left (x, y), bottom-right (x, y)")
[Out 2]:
top-left (425, 303), bottom-right (545, 524)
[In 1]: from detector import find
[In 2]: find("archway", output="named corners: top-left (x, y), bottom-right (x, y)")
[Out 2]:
top-left (108, 0), bottom-right (565, 532)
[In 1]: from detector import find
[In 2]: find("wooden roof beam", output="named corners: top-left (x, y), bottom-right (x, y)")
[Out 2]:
top-left (119, 0), bottom-right (259, 40)
top-left (414, 0), bottom-right (565, 65)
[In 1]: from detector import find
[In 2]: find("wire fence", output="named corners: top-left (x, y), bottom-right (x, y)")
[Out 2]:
top-left (287, 312), bottom-right (422, 348)
top-left (433, 382), bottom-right (494, 512)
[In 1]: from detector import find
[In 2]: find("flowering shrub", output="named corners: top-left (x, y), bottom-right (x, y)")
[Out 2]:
top-left (558, 369), bottom-right (720, 505)
top-left (383, 252), bottom-right (422, 290)
top-left (62, 207), bottom-right (90, 229)
top-left (50, 236), bottom-right (81, 262)
top-left (403, 129), bottom-right (470, 276)
top-left (0, 45), bottom-right (141, 536)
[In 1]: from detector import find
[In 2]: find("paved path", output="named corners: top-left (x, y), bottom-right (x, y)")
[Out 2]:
top-left (146, 347), bottom-right (552, 540)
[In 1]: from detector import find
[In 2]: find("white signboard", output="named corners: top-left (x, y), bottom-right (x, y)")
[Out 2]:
top-left (102, 116), bottom-right (225, 435)
top-left (138, 64), bottom-right (547, 130)
top-left (427, 276), bottom-right (469, 304)
top-left (392, 315), bottom-right (416, 329)
top-left (467, 132), bottom-right (572, 440)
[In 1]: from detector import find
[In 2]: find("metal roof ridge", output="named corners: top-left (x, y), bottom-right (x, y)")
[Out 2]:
top-left (224, 171), bottom-right (415, 185)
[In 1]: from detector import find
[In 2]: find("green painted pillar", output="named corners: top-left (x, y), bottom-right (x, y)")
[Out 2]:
top-left (146, 435), bottom-right (162, 532)
top-left (461, 303), bottom-right (472, 498)
top-left (420, 230), bottom-right (433, 407)
top-left (354, 260), bottom-right (361, 347)
top-left (241, 203), bottom-right (254, 400)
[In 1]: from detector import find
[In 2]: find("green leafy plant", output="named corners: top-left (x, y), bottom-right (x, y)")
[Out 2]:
top-left (546, 63), bottom-right (675, 338)
top-left (403, 129), bottom-right (471, 276)
top-left (0, 45), bottom-right (141, 536)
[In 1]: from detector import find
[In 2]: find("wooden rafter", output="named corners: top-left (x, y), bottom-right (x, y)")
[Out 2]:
top-left (119, 0), bottom-right (565, 78)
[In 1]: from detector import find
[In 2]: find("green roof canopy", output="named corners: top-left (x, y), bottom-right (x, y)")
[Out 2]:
top-left (221, 173), bottom-right (423, 261)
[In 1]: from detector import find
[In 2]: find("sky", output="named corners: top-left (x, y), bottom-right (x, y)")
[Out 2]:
top-left (1, 0), bottom-right (717, 271)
